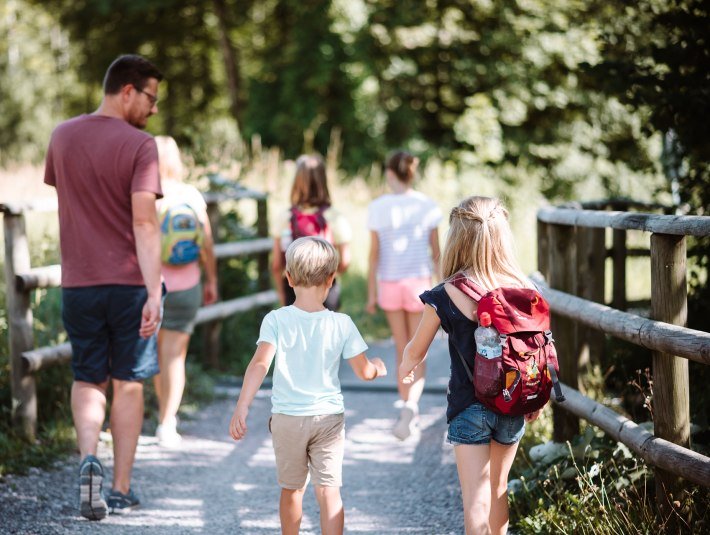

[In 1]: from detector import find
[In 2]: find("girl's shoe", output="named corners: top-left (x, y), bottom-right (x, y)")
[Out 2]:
top-left (393, 402), bottom-right (419, 440)
top-left (155, 422), bottom-right (182, 448)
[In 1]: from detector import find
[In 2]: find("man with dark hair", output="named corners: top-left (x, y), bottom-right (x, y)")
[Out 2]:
top-left (44, 54), bottom-right (164, 520)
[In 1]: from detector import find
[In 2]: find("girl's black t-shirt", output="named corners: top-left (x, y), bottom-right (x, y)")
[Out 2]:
top-left (420, 283), bottom-right (479, 423)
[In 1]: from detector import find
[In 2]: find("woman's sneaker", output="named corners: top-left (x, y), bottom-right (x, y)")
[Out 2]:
top-left (107, 489), bottom-right (140, 515)
top-left (393, 401), bottom-right (419, 440)
top-left (78, 455), bottom-right (108, 520)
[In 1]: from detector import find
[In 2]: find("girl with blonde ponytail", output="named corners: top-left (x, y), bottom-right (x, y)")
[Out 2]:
top-left (400, 196), bottom-right (539, 535)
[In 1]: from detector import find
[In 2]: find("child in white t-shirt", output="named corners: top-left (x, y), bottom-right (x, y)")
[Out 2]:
top-left (366, 151), bottom-right (441, 440)
top-left (230, 236), bottom-right (387, 535)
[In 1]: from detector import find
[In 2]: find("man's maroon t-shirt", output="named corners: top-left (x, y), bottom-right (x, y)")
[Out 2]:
top-left (44, 114), bottom-right (162, 288)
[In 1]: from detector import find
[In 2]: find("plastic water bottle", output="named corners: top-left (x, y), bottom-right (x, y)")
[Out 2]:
top-left (475, 312), bottom-right (502, 359)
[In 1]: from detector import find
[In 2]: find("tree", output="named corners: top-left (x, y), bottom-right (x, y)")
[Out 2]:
top-left (356, 0), bottom-right (667, 198)
top-left (242, 0), bottom-right (374, 168)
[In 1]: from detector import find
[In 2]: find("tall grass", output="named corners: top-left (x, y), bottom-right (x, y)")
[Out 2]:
top-left (509, 421), bottom-right (710, 534)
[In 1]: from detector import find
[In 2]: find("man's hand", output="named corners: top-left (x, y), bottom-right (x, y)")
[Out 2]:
top-left (139, 295), bottom-right (162, 339)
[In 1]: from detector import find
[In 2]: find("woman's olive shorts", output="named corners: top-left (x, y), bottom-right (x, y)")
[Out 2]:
top-left (162, 283), bottom-right (202, 334)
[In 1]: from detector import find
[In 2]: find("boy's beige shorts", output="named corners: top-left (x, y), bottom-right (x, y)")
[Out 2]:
top-left (270, 412), bottom-right (345, 489)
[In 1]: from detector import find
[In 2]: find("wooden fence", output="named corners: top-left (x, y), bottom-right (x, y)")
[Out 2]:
top-left (1, 182), bottom-right (276, 442)
top-left (536, 202), bottom-right (710, 511)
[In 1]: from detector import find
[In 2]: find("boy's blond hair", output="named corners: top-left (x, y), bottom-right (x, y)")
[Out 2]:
top-left (285, 237), bottom-right (339, 287)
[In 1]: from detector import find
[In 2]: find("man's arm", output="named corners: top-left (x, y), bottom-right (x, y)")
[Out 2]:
top-left (132, 191), bottom-right (162, 339)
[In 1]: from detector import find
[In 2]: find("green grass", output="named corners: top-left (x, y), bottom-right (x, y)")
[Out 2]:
top-left (0, 420), bottom-right (75, 478)
top-left (339, 271), bottom-right (392, 342)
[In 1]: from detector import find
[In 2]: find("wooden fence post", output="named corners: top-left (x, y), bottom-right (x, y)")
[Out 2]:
top-left (256, 198), bottom-right (270, 291)
top-left (537, 220), bottom-right (549, 282)
top-left (577, 227), bottom-right (606, 367)
top-left (203, 200), bottom-right (222, 368)
top-left (612, 229), bottom-right (627, 311)
top-left (3, 209), bottom-right (37, 441)
top-left (650, 233), bottom-right (690, 513)
top-left (548, 223), bottom-right (580, 442)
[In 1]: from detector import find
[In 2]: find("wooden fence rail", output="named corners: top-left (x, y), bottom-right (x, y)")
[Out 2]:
top-left (2, 182), bottom-right (275, 442)
top-left (530, 275), bottom-right (710, 366)
top-left (537, 202), bottom-right (710, 513)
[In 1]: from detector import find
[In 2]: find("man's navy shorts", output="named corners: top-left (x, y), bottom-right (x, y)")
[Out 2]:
top-left (62, 285), bottom-right (159, 383)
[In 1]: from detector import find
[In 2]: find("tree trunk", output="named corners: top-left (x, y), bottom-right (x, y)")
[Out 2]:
top-left (212, 0), bottom-right (241, 127)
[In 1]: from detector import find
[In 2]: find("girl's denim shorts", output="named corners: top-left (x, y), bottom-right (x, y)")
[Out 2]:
top-left (447, 402), bottom-right (525, 446)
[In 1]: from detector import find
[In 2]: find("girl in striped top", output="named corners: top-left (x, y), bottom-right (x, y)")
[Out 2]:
top-left (366, 151), bottom-right (442, 440)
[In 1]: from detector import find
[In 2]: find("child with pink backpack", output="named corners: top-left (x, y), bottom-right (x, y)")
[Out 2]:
top-left (271, 154), bottom-right (351, 311)
top-left (400, 196), bottom-right (561, 535)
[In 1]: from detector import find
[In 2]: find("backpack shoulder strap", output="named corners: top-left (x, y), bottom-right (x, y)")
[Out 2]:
top-left (455, 345), bottom-right (474, 382)
top-left (449, 273), bottom-right (487, 302)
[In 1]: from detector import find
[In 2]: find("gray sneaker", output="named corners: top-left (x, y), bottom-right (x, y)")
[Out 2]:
top-left (78, 455), bottom-right (108, 520)
top-left (393, 403), bottom-right (419, 440)
top-left (107, 488), bottom-right (140, 515)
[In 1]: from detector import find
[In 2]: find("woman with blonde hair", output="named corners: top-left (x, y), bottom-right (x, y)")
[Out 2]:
top-left (153, 135), bottom-right (218, 447)
top-left (366, 150), bottom-right (441, 440)
top-left (399, 196), bottom-right (540, 535)
top-left (271, 154), bottom-right (351, 310)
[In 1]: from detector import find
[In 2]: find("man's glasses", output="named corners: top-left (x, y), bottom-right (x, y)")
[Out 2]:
top-left (135, 87), bottom-right (159, 106)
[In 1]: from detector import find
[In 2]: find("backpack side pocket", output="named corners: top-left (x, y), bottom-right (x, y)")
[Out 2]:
top-left (473, 352), bottom-right (503, 398)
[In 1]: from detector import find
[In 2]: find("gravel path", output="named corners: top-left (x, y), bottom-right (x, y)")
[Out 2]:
top-left (0, 339), bottom-right (465, 534)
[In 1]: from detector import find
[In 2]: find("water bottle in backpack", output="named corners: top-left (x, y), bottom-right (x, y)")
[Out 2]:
top-left (473, 312), bottom-right (504, 397)
top-left (474, 312), bottom-right (502, 359)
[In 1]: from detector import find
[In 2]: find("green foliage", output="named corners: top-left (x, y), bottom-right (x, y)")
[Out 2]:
top-left (0, 420), bottom-right (75, 478)
top-left (0, 221), bottom-right (74, 477)
top-left (0, 0), bottom-right (83, 163)
top-left (355, 0), bottom-right (668, 201)
top-left (3, 0), bottom-right (686, 193)
top-left (243, 0), bottom-right (376, 168)
top-left (510, 426), bottom-right (710, 534)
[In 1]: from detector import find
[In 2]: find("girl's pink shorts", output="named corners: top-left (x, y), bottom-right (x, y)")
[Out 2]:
top-left (377, 277), bottom-right (431, 313)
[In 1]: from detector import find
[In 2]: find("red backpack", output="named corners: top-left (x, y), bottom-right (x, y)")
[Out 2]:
top-left (451, 274), bottom-right (565, 416)
top-left (290, 205), bottom-right (333, 242)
